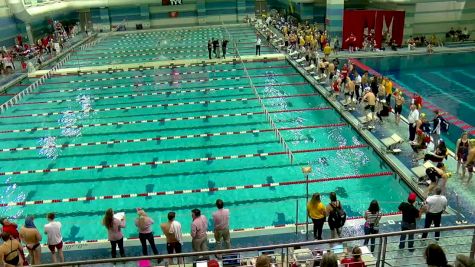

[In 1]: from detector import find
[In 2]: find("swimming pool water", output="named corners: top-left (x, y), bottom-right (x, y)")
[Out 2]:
top-left (64, 25), bottom-right (273, 68)
top-left (0, 29), bottom-right (414, 243)
top-left (359, 52), bottom-right (475, 128)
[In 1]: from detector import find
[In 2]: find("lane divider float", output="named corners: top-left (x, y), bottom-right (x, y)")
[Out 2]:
top-left (1, 171), bottom-right (390, 207)
top-left (0, 107), bottom-right (332, 134)
top-left (5, 93), bottom-right (320, 118)
top-left (0, 123), bottom-right (346, 153)
top-left (0, 144), bottom-right (368, 176)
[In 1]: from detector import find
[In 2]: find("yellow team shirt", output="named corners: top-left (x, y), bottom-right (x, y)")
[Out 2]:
top-left (307, 202), bottom-right (326, 219)
top-left (323, 46), bottom-right (332, 55)
top-left (299, 37), bottom-right (305, 47)
top-left (385, 80), bottom-right (393, 95)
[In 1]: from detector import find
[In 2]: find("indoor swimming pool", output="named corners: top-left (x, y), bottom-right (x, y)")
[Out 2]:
top-left (0, 27), bottom-right (415, 244)
top-left (63, 25), bottom-right (274, 68)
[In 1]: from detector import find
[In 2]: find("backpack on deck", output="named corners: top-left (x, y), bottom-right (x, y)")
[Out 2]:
top-left (328, 201), bottom-right (347, 228)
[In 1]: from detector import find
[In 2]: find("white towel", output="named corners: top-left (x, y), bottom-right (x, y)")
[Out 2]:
top-left (169, 221), bottom-right (183, 244)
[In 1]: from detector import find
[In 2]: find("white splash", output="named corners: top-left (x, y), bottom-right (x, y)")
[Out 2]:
top-left (0, 177), bottom-right (26, 219)
top-left (59, 111), bottom-right (81, 137)
top-left (38, 136), bottom-right (59, 159)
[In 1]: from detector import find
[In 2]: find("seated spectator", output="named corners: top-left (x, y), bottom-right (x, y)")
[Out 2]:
top-left (424, 243), bottom-right (450, 267)
top-left (255, 255), bottom-right (271, 267)
top-left (461, 27), bottom-right (470, 41)
top-left (447, 27), bottom-right (456, 41)
top-left (376, 101), bottom-right (391, 123)
top-left (423, 140), bottom-right (448, 163)
top-left (408, 36), bottom-right (416, 50)
top-left (390, 39), bottom-right (398, 51)
top-left (340, 247), bottom-right (366, 267)
top-left (411, 129), bottom-right (429, 154)
top-left (427, 43), bottom-right (434, 54)
top-left (321, 252), bottom-right (338, 267)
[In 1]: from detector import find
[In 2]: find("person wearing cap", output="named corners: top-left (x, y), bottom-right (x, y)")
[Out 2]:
top-left (421, 187), bottom-right (447, 242)
top-left (19, 216), bottom-right (42, 265)
top-left (393, 90), bottom-right (404, 125)
top-left (408, 104), bottom-right (420, 141)
top-left (398, 192), bottom-right (420, 252)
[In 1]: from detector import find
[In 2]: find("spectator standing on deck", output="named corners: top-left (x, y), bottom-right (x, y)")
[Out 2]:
top-left (408, 104), bottom-right (420, 141)
top-left (326, 192), bottom-right (346, 239)
top-left (103, 208), bottom-right (126, 258)
top-left (394, 90), bottom-right (405, 126)
top-left (212, 199), bottom-right (231, 250)
top-left (160, 212), bottom-right (183, 264)
top-left (256, 36), bottom-right (261, 56)
top-left (398, 192), bottom-right (420, 252)
top-left (421, 187), bottom-right (447, 242)
top-left (44, 213), bottom-right (64, 263)
top-left (307, 193), bottom-right (326, 240)
top-left (135, 208), bottom-right (160, 257)
top-left (363, 200), bottom-right (381, 252)
top-left (191, 209), bottom-right (208, 252)
top-left (222, 39), bottom-right (228, 59)
top-left (207, 40), bottom-right (212, 59)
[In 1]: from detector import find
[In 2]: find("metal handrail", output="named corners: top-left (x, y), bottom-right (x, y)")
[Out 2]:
top-left (34, 224), bottom-right (475, 267)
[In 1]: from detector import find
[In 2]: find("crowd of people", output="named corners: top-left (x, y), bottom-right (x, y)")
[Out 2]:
top-left (446, 27), bottom-right (471, 42)
top-left (0, 21), bottom-right (79, 76)
top-left (257, 13), bottom-right (475, 196)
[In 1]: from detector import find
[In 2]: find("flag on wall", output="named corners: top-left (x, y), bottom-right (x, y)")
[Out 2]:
top-left (162, 0), bottom-right (182, 5)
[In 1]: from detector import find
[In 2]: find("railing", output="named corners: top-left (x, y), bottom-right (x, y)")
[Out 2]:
top-left (34, 225), bottom-right (475, 267)
top-left (220, 18), bottom-right (294, 164)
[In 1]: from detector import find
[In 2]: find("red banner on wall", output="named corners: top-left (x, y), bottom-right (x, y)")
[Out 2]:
top-left (342, 10), bottom-right (405, 49)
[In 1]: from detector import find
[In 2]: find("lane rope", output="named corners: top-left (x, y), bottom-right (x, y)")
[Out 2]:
top-left (0, 144), bottom-right (368, 176)
top-left (18, 73), bottom-right (299, 96)
top-left (12, 82), bottom-right (307, 106)
top-left (0, 123), bottom-right (347, 153)
top-left (4, 93), bottom-right (320, 118)
top-left (1, 171), bottom-right (390, 207)
top-left (0, 107), bottom-right (332, 134)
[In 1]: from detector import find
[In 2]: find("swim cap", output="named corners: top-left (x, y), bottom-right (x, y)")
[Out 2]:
top-left (408, 193), bottom-right (417, 202)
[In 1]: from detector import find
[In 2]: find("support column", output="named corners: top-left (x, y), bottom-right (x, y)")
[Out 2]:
top-left (326, 0), bottom-right (344, 41)
top-left (25, 23), bottom-right (34, 45)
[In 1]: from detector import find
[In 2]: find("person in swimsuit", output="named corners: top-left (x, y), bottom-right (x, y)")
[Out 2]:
top-left (362, 88), bottom-right (376, 123)
top-left (394, 90), bottom-right (405, 125)
top-left (0, 232), bottom-right (23, 267)
top-left (19, 216), bottom-right (42, 265)
top-left (455, 132), bottom-right (472, 179)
